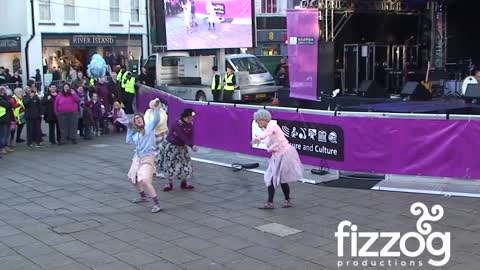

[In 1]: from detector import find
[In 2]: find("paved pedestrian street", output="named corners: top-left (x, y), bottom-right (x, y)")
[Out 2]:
top-left (1, 134), bottom-right (480, 270)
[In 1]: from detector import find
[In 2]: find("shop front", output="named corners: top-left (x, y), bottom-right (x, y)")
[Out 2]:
top-left (0, 36), bottom-right (22, 74)
top-left (41, 34), bottom-right (143, 79)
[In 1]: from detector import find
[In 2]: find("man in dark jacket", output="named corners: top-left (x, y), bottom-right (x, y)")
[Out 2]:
top-left (41, 84), bottom-right (61, 144)
top-left (24, 87), bottom-right (44, 147)
top-left (0, 86), bottom-right (14, 155)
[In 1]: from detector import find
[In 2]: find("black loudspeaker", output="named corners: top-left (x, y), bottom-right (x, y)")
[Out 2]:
top-left (464, 84), bottom-right (480, 98)
top-left (401, 81), bottom-right (432, 101)
top-left (358, 80), bottom-right (386, 98)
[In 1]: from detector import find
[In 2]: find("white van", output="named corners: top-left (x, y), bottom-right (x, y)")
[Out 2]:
top-left (143, 53), bottom-right (278, 101)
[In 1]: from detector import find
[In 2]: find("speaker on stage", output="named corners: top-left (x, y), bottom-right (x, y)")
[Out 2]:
top-left (464, 84), bottom-right (480, 98)
top-left (358, 80), bottom-right (386, 98)
top-left (401, 81), bottom-right (432, 101)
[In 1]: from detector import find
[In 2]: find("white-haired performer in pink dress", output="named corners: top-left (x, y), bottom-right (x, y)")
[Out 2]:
top-left (251, 109), bottom-right (303, 209)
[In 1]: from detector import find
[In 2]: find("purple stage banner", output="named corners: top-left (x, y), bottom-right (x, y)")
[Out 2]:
top-left (287, 9), bottom-right (319, 101)
top-left (137, 86), bottom-right (480, 180)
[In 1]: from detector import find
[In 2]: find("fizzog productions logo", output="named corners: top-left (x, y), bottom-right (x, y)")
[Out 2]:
top-left (335, 202), bottom-right (451, 268)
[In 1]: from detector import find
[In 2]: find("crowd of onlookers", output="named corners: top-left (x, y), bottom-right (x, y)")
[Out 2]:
top-left (0, 67), bottom-right (150, 158)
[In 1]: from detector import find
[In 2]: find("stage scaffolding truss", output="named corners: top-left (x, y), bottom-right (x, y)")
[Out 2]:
top-left (298, 0), bottom-right (447, 69)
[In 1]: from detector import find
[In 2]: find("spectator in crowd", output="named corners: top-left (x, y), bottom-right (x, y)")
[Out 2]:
top-left (34, 69), bottom-right (42, 90)
top-left (111, 101), bottom-right (128, 133)
top-left (42, 84), bottom-right (61, 145)
top-left (276, 66), bottom-right (289, 87)
top-left (55, 83), bottom-right (80, 144)
top-left (76, 85), bottom-right (90, 137)
top-left (72, 71), bottom-right (86, 89)
top-left (4, 69), bottom-right (12, 85)
top-left (95, 77), bottom-right (112, 111)
top-left (108, 72), bottom-right (122, 104)
top-left (122, 71), bottom-right (136, 114)
top-left (274, 57), bottom-right (288, 76)
top-left (91, 93), bottom-right (105, 136)
top-left (9, 88), bottom-right (26, 144)
top-left (10, 71), bottom-right (23, 89)
top-left (138, 67), bottom-right (155, 88)
top-left (68, 66), bottom-right (77, 82)
top-left (0, 67), bottom-right (6, 85)
top-left (0, 86), bottom-right (14, 156)
top-left (82, 100), bottom-right (94, 140)
top-left (23, 86), bottom-right (43, 147)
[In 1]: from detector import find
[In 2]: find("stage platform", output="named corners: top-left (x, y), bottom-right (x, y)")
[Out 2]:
top-left (344, 98), bottom-right (480, 114)
top-left (278, 90), bottom-right (480, 114)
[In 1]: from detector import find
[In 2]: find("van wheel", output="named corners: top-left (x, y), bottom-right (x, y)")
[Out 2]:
top-left (196, 91), bottom-right (207, 102)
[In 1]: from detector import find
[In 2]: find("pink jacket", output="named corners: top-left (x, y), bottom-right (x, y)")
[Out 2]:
top-left (54, 92), bottom-right (80, 113)
top-left (258, 121), bottom-right (291, 157)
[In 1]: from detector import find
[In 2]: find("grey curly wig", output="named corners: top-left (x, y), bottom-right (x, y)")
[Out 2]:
top-left (253, 109), bottom-right (272, 122)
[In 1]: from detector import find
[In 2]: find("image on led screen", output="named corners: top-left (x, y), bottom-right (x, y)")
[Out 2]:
top-left (164, 0), bottom-right (253, 50)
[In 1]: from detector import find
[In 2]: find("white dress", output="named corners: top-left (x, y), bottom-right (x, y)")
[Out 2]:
top-left (183, 3), bottom-right (192, 28)
top-left (207, 4), bottom-right (219, 23)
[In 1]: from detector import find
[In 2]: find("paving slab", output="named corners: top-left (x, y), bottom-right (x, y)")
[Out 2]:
top-left (0, 131), bottom-right (479, 270)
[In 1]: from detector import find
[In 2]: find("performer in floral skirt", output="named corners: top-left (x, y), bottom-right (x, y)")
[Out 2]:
top-left (251, 109), bottom-right (303, 209)
top-left (158, 108), bottom-right (197, 191)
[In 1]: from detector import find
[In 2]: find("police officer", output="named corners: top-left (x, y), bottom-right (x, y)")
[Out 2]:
top-left (211, 66), bottom-right (222, 101)
top-left (122, 71), bottom-right (136, 114)
top-left (223, 67), bottom-right (237, 102)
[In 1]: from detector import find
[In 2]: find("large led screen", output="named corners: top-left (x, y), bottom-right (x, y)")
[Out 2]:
top-left (165, 0), bottom-right (253, 50)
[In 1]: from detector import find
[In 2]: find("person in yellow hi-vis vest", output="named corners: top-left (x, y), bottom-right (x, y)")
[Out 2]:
top-left (0, 86), bottom-right (14, 155)
top-left (9, 88), bottom-right (26, 146)
top-left (223, 67), bottom-right (238, 102)
top-left (211, 66), bottom-right (222, 101)
top-left (122, 71), bottom-right (136, 114)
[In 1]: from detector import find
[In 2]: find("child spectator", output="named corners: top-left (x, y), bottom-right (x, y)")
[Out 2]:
top-left (101, 105), bottom-right (110, 135)
top-left (91, 93), bottom-right (104, 136)
top-left (111, 101), bottom-right (127, 133)
top-left (76, 85), bottom-right (89, 137)
top-left (82, 100), bottom-right (94, 140)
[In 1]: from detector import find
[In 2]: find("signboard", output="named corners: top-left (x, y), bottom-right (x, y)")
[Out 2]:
top-left (0, 37), bottom-right (21, 53)
top-left (287, 9), bottom-right (319, 100)
top-left (71, 35), bottom-right (115, 46)
top-left (257, 30), bottom-right (287, 43)
top-left (277, 120), bottom-right (344, 161)
top-left (251, 119), bottom-right (344, 161)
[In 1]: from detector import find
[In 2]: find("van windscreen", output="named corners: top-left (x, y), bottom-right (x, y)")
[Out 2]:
top-left (230, 57), bottom-right (268, 74)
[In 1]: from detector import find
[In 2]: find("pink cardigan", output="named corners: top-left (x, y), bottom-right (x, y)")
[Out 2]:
top-left (258, 121), bottom-right (291, 157)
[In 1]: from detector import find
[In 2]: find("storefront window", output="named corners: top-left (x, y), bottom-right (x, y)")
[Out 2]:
top-left (110, 0), bottom-right (120, 22)
top-left (261, 45), bottom-right (280, 56)
top-left (131, 0), bottom-right (140, 22)
top-left (64, 0), bottom-right (76, 21)
top-left (39, 0), bottom-right (52, 21)
top-left (42, 35), bottom-right (143, 81)
top-left (262, 0), bottom-right (278, 14)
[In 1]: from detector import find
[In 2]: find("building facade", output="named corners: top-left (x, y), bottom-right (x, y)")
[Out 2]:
top-left (0, 0), bottom-right (148, 84)
top-left (253, 0), bottom-right (302, 56)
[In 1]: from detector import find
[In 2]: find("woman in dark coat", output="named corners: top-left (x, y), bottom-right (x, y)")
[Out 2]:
top-left (42, 84), bottom-right (61, 144)
top-left (24, 87), bottom-right (43, 147)
top-left (95, 77), bottom-right (112, 111)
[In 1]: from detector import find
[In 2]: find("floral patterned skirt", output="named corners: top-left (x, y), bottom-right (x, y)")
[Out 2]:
top-left (157, 140), bottom-right (192, 181)
top-left (154, 132), bottom-right (167, 173)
